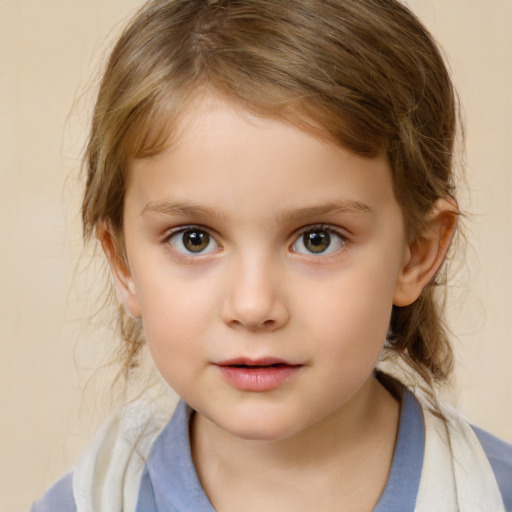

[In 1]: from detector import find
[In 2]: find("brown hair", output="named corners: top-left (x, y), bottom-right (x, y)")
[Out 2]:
top-left (82, 0), bottom-right (460, 391)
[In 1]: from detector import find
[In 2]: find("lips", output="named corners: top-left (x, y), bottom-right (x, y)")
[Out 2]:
top-left (215, 358), bottom-right (303, 392)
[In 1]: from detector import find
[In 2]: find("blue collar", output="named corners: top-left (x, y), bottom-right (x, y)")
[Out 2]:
top-left (374, 389), bottom-right (424, 511)
top-left (142, 388), bottom-right (424, 511)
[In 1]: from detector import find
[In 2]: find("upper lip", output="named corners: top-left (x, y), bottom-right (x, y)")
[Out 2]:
top-left (215, 357), bottom-right (301, 367)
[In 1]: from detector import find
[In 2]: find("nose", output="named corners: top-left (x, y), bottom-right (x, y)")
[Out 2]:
top-left (221, 256), bottom-right (289, 332)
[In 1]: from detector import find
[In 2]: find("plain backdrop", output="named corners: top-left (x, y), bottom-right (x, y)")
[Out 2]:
top-left (1, 0), bottom-right (511, 510)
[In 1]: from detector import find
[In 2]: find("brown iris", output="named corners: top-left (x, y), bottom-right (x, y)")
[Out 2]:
top-left (302, 230), bottom-right (331, 253)
top-left (182, 229), bottom-right (210, 253)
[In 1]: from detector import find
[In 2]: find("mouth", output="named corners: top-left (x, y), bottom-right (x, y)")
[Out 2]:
top-left (214, 358), bottom-right (303, 392)
top-left (218, 357), bottom-right (296, 366)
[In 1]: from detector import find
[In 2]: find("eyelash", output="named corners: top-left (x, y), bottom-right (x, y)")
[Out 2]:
top-left (162, 223), bottom-right (348, 260)
top-left (163, 225), bottom-right (221, 260)
top-left (291, 224), bottom-right (347, 257)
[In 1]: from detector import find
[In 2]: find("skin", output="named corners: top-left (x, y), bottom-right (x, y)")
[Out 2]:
top-left (101, 95), bottom-right (457, 511)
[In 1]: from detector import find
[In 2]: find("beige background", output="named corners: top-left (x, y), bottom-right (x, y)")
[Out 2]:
top-left (1, 0), bottom-right (511, 510)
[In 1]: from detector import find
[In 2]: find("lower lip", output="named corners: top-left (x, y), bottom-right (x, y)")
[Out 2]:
top-left (216, 365), bottom-right (302, 392)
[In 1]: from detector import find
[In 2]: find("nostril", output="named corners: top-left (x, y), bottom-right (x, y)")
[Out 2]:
top-left (227, 318), bottom-right (276, 331)
top-left (221, 292), bottom-right (290, 331)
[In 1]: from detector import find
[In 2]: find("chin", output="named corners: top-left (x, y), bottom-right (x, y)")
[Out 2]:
top-left (215, 411), bottom-right (305, 442)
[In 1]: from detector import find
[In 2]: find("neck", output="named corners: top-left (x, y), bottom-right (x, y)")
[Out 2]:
top-left (191, 377), bottom-right (400, 512)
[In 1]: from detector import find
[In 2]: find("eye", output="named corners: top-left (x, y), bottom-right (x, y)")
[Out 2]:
top-left (292, 226), bottom-right (345, 255)
top-left (168, 227), bottom-right (219, 255)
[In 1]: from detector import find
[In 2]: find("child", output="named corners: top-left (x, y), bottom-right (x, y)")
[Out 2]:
top-left (32, 0), bottom-right (512, 511)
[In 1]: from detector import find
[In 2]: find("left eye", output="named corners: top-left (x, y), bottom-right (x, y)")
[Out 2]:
top-left (292, 227), bottom-right (345, 255)
top-left (168, 228), bottom-right (219, 255)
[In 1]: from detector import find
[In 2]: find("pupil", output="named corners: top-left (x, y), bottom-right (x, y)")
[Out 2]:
top-left (304, 231), bottom-right (330, 253)
top-left (184, 230), bottom-right (209, 252)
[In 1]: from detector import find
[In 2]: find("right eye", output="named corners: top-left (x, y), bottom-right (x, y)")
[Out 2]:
top-left (168, 228), bottom-right (220, 255)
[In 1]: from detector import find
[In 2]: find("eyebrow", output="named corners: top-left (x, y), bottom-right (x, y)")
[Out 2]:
top-left (142, 200), bottom-right (223, 218)
top-left (142, 199), bottom-right (374, 221)
top-left (276, 200), bottom-right (375, 223)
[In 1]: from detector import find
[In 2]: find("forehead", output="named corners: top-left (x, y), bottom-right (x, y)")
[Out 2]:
top-left (127, 95), bottom-right (401, 224)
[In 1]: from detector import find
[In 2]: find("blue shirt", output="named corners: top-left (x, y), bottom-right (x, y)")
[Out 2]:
top-left (31, 390), bottom-right (512, 511)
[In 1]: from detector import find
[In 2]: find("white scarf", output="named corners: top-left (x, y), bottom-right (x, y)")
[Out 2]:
top-left (72, 396), bottom-right (505, 512)
top-left (415, 400), bottom-right (505, 511)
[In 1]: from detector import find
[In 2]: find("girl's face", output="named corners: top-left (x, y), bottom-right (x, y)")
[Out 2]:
top-left (117, 96), bottom-right (411, 441)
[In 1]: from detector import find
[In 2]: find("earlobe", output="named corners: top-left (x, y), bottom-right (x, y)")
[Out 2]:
top-left (97, 222), bottom-right (141, 318)
top-left (393, 197), bottom-right (458, 307)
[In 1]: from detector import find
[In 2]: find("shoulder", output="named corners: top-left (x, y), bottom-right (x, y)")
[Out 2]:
top-left (73, 396), bottom-right (174, 511)
top-left (472, 426), bottom-right (512, 511)
top-left (31, 396), bottom-right (177, 512)
top-left (409, 390), bottom-right (510, 510)
top-left (30, 472), bottom-right (76, 512)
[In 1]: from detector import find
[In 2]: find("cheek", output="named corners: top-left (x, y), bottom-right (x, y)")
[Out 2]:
top-left (302, 265), bottom-right (398, 368)
top-left (308, 270), bottom-right (396, 335)
top-left (135, 262), bottom-right (218, 321)
top-left (133, 271), bottom-right (217, 362)
top-left (140, 294), bottom-right (208, 392)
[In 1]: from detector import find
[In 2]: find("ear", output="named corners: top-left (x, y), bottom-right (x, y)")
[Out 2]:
top-left (393, 197), bottom-right (458, 307)
top-left (97, 222), bottom-right (141, 318)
